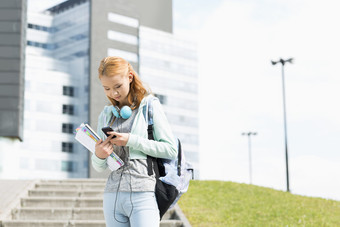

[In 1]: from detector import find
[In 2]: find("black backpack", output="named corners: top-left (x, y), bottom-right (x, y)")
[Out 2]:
top-left (143, 96), bottom-right (194, 219)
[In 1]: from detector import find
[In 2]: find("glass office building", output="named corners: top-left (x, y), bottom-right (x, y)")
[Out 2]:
top-left (0, 0), bottom-right (90, 179)
top-left (0, 0), bottom-right (199, 179)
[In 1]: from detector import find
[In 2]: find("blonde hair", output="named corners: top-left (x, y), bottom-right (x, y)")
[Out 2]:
top-left (98, 56), bottom-right (148, 109)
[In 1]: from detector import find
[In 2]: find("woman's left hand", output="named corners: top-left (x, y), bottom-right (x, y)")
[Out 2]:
top-left (108, 131), bottom-right (130, 146)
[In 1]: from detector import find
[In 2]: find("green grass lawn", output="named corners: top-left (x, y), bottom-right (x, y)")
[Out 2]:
top-left (178, 180), bottom-right (340, 226)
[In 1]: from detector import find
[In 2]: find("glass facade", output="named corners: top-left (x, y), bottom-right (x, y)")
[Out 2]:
top-left (139, 26), bottom-right (200, 178)
top-left (0, 0), bottom-right (91, 179)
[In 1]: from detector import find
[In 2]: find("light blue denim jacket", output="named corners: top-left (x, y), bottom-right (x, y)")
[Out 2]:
top-left (91, 95), bottom-right (177, 172)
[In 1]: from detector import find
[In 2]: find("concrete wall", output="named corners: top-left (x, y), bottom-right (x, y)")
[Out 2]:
top-left (135, 0), bottom-right (172, 34)
top-left (0, 0), bottom-right (26, 141)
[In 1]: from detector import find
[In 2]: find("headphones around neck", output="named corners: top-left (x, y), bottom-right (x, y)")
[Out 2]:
top-left (112, 105), bottom-right (132, 119)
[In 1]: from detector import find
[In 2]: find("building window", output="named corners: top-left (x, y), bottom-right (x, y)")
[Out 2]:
top-left (107, 30), bottom-right (138, 45)
top-left (63, 86), bottom-right (74, 97)
top-left (27, 40), bottom-right (57, 50)
top-left (62, 123), bottom-right (74, 134)
top-left (62, 142), bottom-right (73, 153)
top-left (61, 161), bottom-right (73, 172)
top-left (73, 51), bottom-right (87, 57)
top-left (107, 12), bottom-right (139, 28)
top-left (63, 104), bottom-right (74, 115)
top-left (155, 94), bottom-right (167, 104)
top-left (107, 48), bottom-right (138, 63)
top-left (27, 23), bottom-right (55, 33)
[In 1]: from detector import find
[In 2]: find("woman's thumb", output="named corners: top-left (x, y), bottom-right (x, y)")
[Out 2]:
top-left (96, 139), bottom-right (102, 145)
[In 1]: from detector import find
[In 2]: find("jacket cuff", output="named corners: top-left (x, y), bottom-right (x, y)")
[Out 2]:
top-left (91, 153), bottom-right (107, 164)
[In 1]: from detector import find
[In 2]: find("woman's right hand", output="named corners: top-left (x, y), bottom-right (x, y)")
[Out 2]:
top-left (95, 135), bottom-right (114, 159)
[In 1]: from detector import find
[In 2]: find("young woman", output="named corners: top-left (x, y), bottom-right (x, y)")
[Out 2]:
top-left (92, 56), bottom-right (177, 227)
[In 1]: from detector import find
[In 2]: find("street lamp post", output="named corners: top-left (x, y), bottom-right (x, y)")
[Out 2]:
top-left (271, 57), bottom-right (293, 192)
top-left (241, 131), bottom-right (257, 184)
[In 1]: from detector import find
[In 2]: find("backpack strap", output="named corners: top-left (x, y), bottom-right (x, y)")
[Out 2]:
top-left (177, 139), bottom-right (182, 176)
top-left (146, 150), bottom-right (154, 176)
top-left (143, 96), bottom-right (157, 142)
top-left (143, 96), bottom-right (158, 176)
top-left (143, 96), bottom-right (182, 177)
top-left (143, 95), bottom-right (157, 126)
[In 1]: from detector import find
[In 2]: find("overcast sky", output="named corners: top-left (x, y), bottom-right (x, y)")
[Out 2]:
top-left (174, 0), bottom-right (340, 201)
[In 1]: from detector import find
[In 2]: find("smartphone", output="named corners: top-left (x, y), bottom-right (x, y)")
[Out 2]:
top-left (102, 127), bottom-right (116, 138)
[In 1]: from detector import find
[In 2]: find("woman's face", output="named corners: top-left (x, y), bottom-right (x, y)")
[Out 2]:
top-left (100, 73), bottom-right (133, 106)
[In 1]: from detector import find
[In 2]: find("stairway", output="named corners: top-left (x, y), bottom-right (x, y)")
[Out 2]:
top-left (1, 179), bottom-right (186, 227)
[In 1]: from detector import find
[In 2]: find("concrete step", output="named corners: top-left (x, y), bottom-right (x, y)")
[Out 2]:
top-left (1, 178), bottom-right (190, 227)
top-left (21, 197), bottom-right (102, 208)
top-left (1, 220), bottom-right (105, 227)
top-left (2, 220), bottom-right (183, 227)
top-left (162, 208), bottom-right (176, 220)
top-left (28, 189), bottom-right (103, 197)
top-left (35, 183), bottom-right (105, 190)
top-left (160, 220), bottom-right (184, 227)
top-left (11, 207), bottom-right (180, 221)
top-left (11, 208), bottom-right (104, 220)
top-left (41, 179), bottom-right (107, 184)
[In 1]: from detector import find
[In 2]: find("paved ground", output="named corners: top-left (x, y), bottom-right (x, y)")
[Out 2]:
top-left (0, 180), bottom-right (35, 220)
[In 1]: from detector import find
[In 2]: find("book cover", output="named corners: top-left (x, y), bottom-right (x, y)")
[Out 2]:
top-left (75, 123), bottom-right (124, 171)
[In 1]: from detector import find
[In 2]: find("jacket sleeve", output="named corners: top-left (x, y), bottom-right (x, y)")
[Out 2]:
top-left (91, 154), bottom-right (108, 172)
top-left (126, 99), bottom-right (178, 159)
top-left (91, 110), bottom-right (108, 172)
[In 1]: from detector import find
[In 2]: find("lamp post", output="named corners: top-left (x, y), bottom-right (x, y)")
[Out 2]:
top-left (241, 131), bottom-right (257, 184)
top-left (271, 57), bottom-right (293, 192)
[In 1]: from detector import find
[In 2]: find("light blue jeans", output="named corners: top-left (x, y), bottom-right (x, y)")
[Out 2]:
top-left (103, 192), bottom-right (160, 227)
